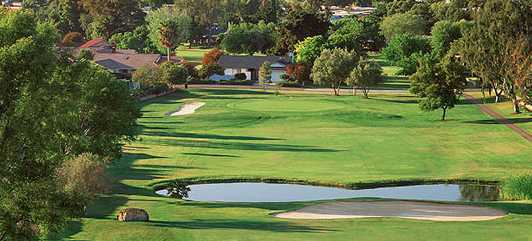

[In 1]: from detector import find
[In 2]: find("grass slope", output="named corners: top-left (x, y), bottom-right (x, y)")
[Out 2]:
top-left (59, 89), bottom-right (532, 241)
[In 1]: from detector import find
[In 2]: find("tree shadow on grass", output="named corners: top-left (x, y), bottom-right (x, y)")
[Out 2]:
top-left (464, 118), bottom-right (532, 125)
top-left (143, 131), bottom-right (284, 141)
top-left (182, 153), bottom-right (240, 158)
top-left (486, 202), bottom-right (532, 215)
top-left (148, 219), bottom-right (335, 233)
top-left (146, 139), bottom-right (342, 153)
top-left (373, 98), bottom-right (419, 104)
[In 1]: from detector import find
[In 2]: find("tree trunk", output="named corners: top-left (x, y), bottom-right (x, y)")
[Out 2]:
top-left (512, 97), bottom-right (521, 114)
top-left (494, 89), bottom-right (503, 103)
top-left (167, 47), bottom-right (171, 62)
top-left (352, 86), bottom-right (356, 96)
top-left (441, 107), bottom-right (447, 121)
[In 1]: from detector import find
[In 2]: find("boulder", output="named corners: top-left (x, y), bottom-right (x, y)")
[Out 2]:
top-left (116, 208), bottom-right (149, 222)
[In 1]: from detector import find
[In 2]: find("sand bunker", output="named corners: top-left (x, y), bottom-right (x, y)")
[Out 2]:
top-left (274, 201), bottom-right (506, 221)
top-left (169, 102), bottom-right (205, 116)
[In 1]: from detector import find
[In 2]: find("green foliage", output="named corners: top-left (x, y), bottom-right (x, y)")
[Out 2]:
top-left (380, 12), bottom-right (426, 41)
top-left (453, 0), bottom-right (530, 112)
top-left (275, 5), bottom-right (329, 54)
top-left (0, 11), bottom-right (139, 240)
top-left (77, 49), bottom-right (94, 60)
top-left (259, 61), bottom-right (272, 82)
top-left (132, 67), bottom-right (168, 95)
top-left (347, 60), bottom-right (384, 98)
top-left (430, 0), bottom-right (471, 22)
top-left (197, 64), bottom-right (224, 79)
top-left (325, 17), bottom-right (363, 52)
top-left (430, 20), bottom-right (462, 59)
top-left (220, 21), bottom-right (277, 55)
top-left (159, 62), bottom-right (189, 85)
top-left (109, 25), bottom-right (156, 53)
top-left (78, 0), bottom-right (145, 38)
top-left (46, 0), bottom-right (81, 34)
top-left (311, 48), bottom-right (359, 95)
top-left (410, 55), bottom-right (467, 120)
top-left (502, 174), bottom-right (532, 200)
top-left (146, 6), bottom-right (192, 54)
top-left (382, 34), bottom-right (430, 74)
top-left (295, 35), bottom-right (326, 65)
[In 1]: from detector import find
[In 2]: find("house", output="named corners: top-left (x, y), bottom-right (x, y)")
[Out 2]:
top-left (77, 38), bottom-right (179, 79)
top-left (1, 0), bottom-right (22, 10)
top-left (217, 55), bottom-right (290, 83)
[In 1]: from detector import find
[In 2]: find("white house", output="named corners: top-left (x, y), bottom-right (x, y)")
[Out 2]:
top-left (217, 55), bottom-right (289, 83)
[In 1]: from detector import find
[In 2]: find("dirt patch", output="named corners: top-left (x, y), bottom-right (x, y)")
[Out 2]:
top-left (274, 200), bottom-right (506, 221)
top-left (168, 102), bottom-right (205, 116)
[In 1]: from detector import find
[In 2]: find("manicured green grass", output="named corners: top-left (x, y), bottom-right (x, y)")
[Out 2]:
top-left (175, 47), bottom-right (212, 64)
top-left (58, 89), bottom-right (532, 241)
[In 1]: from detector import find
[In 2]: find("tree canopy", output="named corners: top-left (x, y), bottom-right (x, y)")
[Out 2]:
top-left (220, 21), bottom-right (277, 55)
top-left (380, 12), bottom-right (426, 41)
top-left (311, 48), bottom-right (359, 95)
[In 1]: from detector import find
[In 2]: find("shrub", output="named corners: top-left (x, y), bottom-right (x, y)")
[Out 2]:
top-left (202, 48), bottom-right (224, 65)
top-left (58, 153), bottom-right (110, 216)
top-left (286, 64), bottom-right (311, 84)
top-left (62, 32), bottom-right (84, 47)
top-left (78, 49), bottom-right (94, 60)
top-left (234, 73), bottom-right (247, 80)
top-left (160, 62), bottom-right (189, 85)
top-left (501, 174), bottom-right (532, 200)
top-left (197, 64), bottom-right (224, 79)
top-left (180, 61), bottom-right (197, 79)
top-left (382, 34), bottom-right (431, 64)
top-left (132, 67), bottom-right (168, 95)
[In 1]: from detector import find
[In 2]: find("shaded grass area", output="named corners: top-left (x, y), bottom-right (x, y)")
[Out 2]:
top-left (59, 89), bottom-right (532, 241)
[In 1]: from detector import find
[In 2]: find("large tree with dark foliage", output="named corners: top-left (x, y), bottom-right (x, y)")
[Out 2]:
top-left (275, 4), bottom-right (329, 54)
top-left (0, 10), bottom-right (139, 241)
top-left (78, 0), bottom-right (145, 38)
top-left (454, 0), bottom-right (531, 112)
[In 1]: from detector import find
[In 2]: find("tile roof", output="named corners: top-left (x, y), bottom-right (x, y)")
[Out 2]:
top-left (79, 38), bottom-right (108, 49)
top-left (93, 50), bottom-right (161, 70)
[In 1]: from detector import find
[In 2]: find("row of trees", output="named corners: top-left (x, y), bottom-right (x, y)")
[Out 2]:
top-left (0, 10), bottom-right (140, 241)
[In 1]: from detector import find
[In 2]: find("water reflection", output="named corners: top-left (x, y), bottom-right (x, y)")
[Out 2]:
top-left (156, 182), bottom-right (500, 203)
top-left (459, 184), bottom-right (499, 201)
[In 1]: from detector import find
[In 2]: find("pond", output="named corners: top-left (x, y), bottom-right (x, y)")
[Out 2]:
top-left (156, 182), bottom-right (499, 203)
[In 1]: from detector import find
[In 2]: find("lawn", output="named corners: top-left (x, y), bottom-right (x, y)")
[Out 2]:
top-left (57, 89), bottom-right (532, 241)
top-left (175, 47), bottom-right (212, 64)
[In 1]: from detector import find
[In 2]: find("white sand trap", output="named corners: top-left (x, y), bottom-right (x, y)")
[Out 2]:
top-left (274, 201), bottom-right (507, 221)
top-left (169, 102), bottom-right (205, 116)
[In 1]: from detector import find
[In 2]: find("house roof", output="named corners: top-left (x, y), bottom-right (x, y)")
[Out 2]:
top-left (79, 38), bottom-right (108, 49)
top-left (218, 55), bottom-right (289, 70)
top-left (93, 50), bottom-right (161, 71)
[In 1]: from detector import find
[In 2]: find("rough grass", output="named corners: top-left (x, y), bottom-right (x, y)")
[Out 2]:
top-left (175, 47), bottom-right (212, 64)
top-left (502, 175), bottom-right (532, 200)
top-left (57, 89), bottom-right (532, 241)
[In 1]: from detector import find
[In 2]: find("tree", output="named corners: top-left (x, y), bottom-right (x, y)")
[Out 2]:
top-left (0, 11), bottom-right (139, 240)
top-left (220, 21), bottom-right (277, 55)
top-left (197, 64), bottom-right (224, 79)
top-left (454, 0), bottom-right (530, 112)
top-left (311, 48), bottom-right (358, 96)
top-left (46, 0), bottom-right (81, 34)
top-left (430, 0), bottom-right (471, 22)
top-left (78, 0), bottom-right (145, 38)
top-left (410, 55), bottom-right (467, 120)
top-left (325, 17), bottom-right (364, 53)
top-left (77, 49), bottom-right (94, 60)
top-left (347, 60), bottom-right (384, 98)
top-left (259, 61), bottom-right (272, 86)
top-left (294, 35), bottom-right (326, 65)
top-left (146, 6), bottom-right (192, 55)
top-left (381, 34), bottom-right (431, 75)
top-left (430, 20), bottom-right (462, 60)
top-left (202, 48), bottom-right (224, 65)
top-left (61, 31), bottom-right (84, 47)
top-left (109, 25), bottom-right (156, 54)
top-left (275, 5), bottom-right (330, 54)
top-left (380, 12), bottom-right (426, 41)
top-left (159, 62), bottom-right (189, 85)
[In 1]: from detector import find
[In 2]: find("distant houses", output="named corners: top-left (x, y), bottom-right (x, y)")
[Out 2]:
top-left (77, 38), bottom-right (179, 79)
top-left (217, 55), bottom-right (289, 83)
